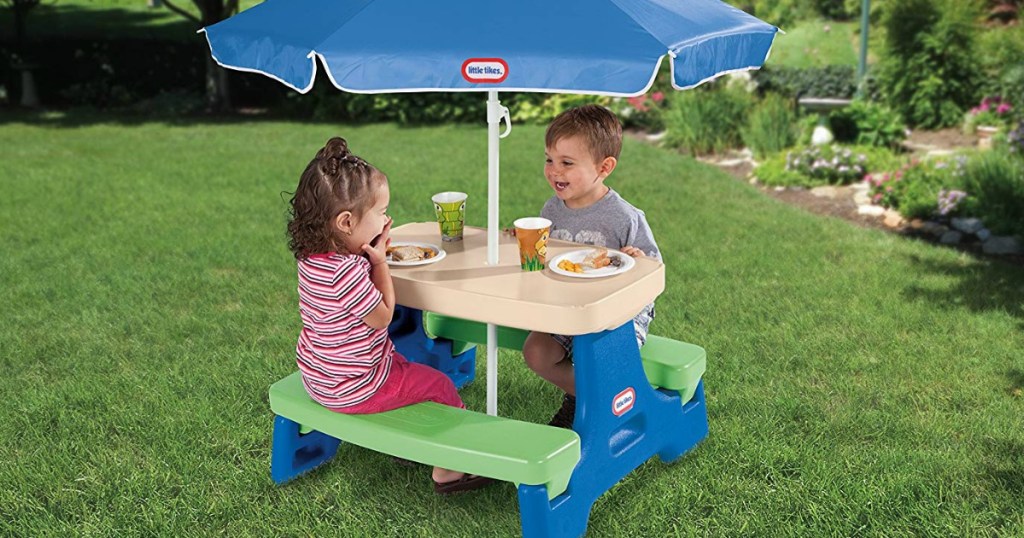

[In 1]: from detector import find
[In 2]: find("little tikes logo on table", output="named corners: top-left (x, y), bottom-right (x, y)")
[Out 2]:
top-left (612, 387), bottom-right (636, 416)
top-left (462, 58), bottom-right (508, 83)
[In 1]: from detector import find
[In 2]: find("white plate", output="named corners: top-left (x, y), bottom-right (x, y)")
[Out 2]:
top-left (386, 242), bottom-right (446, 266)
top-left (548, 248), bottom-right (635, 279)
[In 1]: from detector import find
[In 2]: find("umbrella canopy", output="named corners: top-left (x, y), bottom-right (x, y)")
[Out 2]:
top-left (202, 0), bottom-right (777, 416)
top-left (203, 0), bottom-right (777, 96)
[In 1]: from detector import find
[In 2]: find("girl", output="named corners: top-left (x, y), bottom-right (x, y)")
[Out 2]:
top-left (287, 137), bottom-right (492, 494)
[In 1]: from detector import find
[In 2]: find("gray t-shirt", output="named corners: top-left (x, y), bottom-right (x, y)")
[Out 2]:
top-left (540, 188), bottom-right (659, 347)
top-left (541, 189), bottom-right (661, 260)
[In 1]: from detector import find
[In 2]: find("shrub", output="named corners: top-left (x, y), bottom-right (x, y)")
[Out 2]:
top-left (868, 156), bottom-right (969, 219)
top-left (877, 0), bottom-right (983, 129)
top-left (844, 0), bottom-right (886, 21)
top-left (753, 65), bottom-right (857, 99)
top-left (749, 0), bottom-right (817, 26)
top-left (785, 144), bottom-right (869, 184)
top-left (814, 0), bottom-right (854, 19)
top-left (757, 142), bottom-right (901, 186)
top-left (868, 155), bottom-right (954, 217)
top-left (663, 84), bottom-right (752, 156)
top-left (742, 93), bottom-right (798, 158)
top-left (1007, 121), bottom-right (1024, 155)
top-left (611, 60), bottom-right (674, 132)
top-left (976, 23), bottom-right (1024, 111)
top-left (828, 100), bottom-right (907, 149)
top-left (961, 150), bottom-right (1024, 237)
top-left (755, 153), bottom-right (807, 186)
top-left (612, 92), bottom-right (668, 132)
top-left (962, 96), bottom-right (1016, 133)
top-left (511, 93), bottom-right (612, 125)
top-left (756, 144), bottom-right (900, 187)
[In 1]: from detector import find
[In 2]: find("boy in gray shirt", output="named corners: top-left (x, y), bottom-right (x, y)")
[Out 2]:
top-left (523, 104), bottom-right (661, 430)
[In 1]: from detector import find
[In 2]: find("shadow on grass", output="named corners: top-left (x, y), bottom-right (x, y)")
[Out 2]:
top-left (981, 437), bottom-right (1024, 508)
top-left (901, 253), bottom-right (1024, 326)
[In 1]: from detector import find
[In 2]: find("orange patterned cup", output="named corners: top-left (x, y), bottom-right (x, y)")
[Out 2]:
top-left (513, 217), bottom-right (552, 271)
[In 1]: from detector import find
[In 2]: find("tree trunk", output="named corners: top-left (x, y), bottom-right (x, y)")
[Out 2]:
top-left (13, 6), bottom-right (27, 56)
top-left (204, 53), bottom-right (232, 112)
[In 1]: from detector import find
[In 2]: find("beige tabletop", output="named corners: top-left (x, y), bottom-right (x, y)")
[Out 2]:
top-left (389, 222), bottom-right (665, 335)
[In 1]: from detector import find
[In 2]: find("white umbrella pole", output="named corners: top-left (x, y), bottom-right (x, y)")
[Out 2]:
top-left (485, 90), bottom-right (501, 416)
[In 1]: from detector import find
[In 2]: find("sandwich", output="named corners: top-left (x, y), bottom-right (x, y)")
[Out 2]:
top-left (581, 247), bottom-right (612, 269)
top-left (389, 245), bottom-right (427, 262)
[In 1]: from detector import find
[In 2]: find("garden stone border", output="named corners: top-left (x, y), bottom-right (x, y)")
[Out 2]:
top-left (692, 146), bottom-right (1023, 264)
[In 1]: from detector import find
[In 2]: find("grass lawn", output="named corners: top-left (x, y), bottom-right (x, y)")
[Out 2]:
top-left (1, 112), bottom-right (1022, 536)
top-left (766, 19), bottom-right (860, 69)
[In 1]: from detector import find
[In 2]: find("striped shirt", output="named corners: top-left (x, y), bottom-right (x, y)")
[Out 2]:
top-left (295, 253), bottom-right (393, 409)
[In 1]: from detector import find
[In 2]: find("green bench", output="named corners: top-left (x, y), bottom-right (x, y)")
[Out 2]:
top-left (424, 313), bottom-right (706, 403)
top-left (269, 313), bottom-right (703, 500)
top-left (270, 372), bottom-right (580, 499)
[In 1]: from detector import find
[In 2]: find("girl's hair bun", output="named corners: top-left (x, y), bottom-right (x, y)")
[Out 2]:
top-left (318, 137), bottom-right (350, 177)
top-left (324, 137), bottom-right (350, 158)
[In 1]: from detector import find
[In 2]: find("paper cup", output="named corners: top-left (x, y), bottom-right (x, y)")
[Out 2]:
top-left (432, 192), bottom-right (467, 242)
top-left (513, 217), bottom-right (552, 271)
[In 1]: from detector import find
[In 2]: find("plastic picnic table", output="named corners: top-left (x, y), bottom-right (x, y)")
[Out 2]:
top-left (387, 222), bottom-right (708, 537)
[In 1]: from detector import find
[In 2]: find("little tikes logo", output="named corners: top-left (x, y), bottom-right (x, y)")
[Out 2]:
top-left (612, 387), bottom-right (636, 416)
top-left (462, 58), bottom-right (508, 83)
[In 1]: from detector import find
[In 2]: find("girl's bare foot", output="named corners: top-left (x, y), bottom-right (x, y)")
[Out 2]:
top-left (431, 467), bottom-right (465, 483)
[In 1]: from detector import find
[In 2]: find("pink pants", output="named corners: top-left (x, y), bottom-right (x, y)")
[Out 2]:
top-left (339, 352), bottom-right (464, 414)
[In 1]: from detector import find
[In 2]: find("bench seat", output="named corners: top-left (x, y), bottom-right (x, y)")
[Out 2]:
top-left (424, 313), bottom-right (706, 402)
top-left (270, 372), bottom-right (580, 499)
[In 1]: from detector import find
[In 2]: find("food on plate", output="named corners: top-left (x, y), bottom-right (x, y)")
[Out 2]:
top-left (581, 247), bottom-right (612, 269)
top-left (557, 259), bottom-right (583, 273)
top-left (387, 245), bottom-right (435, 262)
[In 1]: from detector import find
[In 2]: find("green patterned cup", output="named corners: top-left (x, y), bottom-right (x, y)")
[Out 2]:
top-left (432, 191), bottom-right (467, 242)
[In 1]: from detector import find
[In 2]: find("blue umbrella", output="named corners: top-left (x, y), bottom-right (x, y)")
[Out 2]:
top-left (202, 0), bottom-right (777, 415)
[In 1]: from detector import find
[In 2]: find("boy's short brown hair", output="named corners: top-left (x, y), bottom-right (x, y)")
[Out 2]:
top-left (545, 104), bottom-right (622, 164)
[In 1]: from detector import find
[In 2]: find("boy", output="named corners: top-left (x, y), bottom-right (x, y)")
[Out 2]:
top-left (524, 104), bottom-right (661, 429)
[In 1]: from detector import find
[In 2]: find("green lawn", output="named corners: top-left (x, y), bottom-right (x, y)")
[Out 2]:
top-left (766, 19), bottom-right (860, 69)
top-left (1, 113), bottom-right (1022, 537)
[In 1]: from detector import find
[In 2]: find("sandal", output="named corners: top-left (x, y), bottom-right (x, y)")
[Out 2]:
top-left (433, 474), bottom-right (496, 495)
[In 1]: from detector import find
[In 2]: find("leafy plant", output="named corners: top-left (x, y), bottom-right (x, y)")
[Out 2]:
top-left (753, 65), bottom-right (857, 99)
top-left (756, 144), bottom-right (900, 187)
top-left (877, 0), bottom-right (983, 129)
top-left (814, 0), bottom-right (854, 19)
top-left (961, 150), bottom-right (1024, 237)
top-left (784, 144), bottom-right (869, 184)
top-left (1007, 120), bottom-right (1024, 155)
top-left (742, 93), bottom-right (798, 158)
top-left (975, 22), bottom-right (1024, 108)
top-left (611, 92), bottom-right (668, 132)
top-left (663, 84), bottom-right (752, 156)
top-left (868, 156), bottom-right (969, 219)
top-left (828, 100), bottom-right (907, 149)
top-left (512, 93), bottom-right (612, 125)
top-left (611, 60), bottom-right (674, 132)
top-left (962, 96), bottom-right (1016, 132)
top-left (844, 0), bottom-right (886, 22)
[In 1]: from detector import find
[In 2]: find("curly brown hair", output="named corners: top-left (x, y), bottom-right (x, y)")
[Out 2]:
top-left (545, 104), bottom-right (622, 164)
top-left (287, 137), bottom-right (387, 259)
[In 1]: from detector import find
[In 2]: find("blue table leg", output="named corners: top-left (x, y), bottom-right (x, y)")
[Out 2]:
top-left (517, 321), bottom-right (709, 538)
top-left (388, 305), bottom-right (477, 389)
top-left (270, 415), bottom-right (341, 484)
